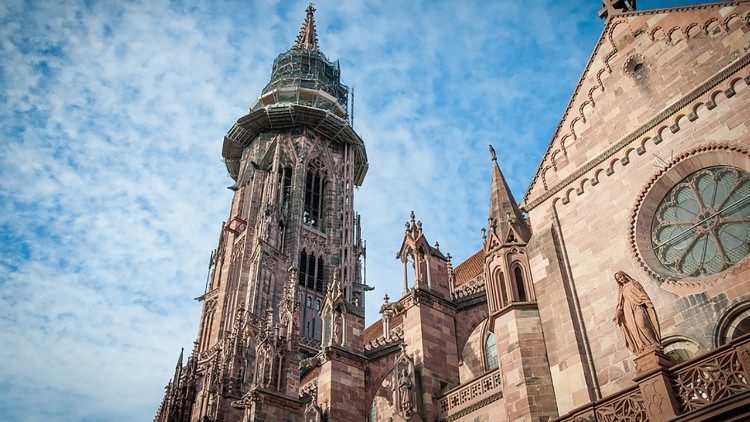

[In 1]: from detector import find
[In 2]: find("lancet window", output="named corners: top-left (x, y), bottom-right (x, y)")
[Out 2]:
top-left (485, 332), bottom-right (499, 371)
top-left (513, 265), bottom-right (527, 302)
top-left (303, 168), bottom-right (325, 229)
top-left (298, 251), bottom-right (327, 293)
top-left (278, 166), bottom-right (293, 214)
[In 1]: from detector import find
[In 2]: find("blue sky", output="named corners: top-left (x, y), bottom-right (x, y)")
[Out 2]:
top-left (0, 0), bottom-right (706, 420)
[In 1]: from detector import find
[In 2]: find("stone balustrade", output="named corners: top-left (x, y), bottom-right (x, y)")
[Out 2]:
top-left (437, 370), bottom-right (503, 419)
top-left (556, 333), bottom-right (750, 422)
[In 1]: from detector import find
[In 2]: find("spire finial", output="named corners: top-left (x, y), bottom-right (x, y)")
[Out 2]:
top-left (294, 4), bottom-right (319, 51)
top-left (489, 144), bottom-right (497, 162)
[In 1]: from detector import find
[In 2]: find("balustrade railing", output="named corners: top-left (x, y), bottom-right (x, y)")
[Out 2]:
top-left (556, 333), bottom-right (750, 422)
top-left (437, 370), bottom-right (502, 418)
top-left (671, 336), bottom-right (750, 413)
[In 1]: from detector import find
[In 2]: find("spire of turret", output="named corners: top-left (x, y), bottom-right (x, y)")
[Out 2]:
top-left (488, 144), bottom-right (530, 243)
top-left (293, 4), bottom-right (319, 51)
top-left (172, 348), bottom-right (184, 385)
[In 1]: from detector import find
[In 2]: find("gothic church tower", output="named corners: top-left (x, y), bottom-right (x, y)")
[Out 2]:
top-left (155, 5), bottom-right (368, 421)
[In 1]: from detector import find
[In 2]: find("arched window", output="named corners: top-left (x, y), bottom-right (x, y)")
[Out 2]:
top-left (306, 296), bottom-right (312, 308)
top-left (298, 252), bottom-right (307, 287)
top-left (485, 332), bottom-right (499, 371)
top-left (729, 314), bottom-right (750, 341)
top-left (315, 257), bottom-right (326, 293)
top-left (715, 301), bottom-right (750, 346)
top-left (663, 338), bottom-right (700, 364)
top-left (495, 269), bottom-right (508, 307)
top-left (513, 265), bottom-right (527, 302)
top-left (315, 299), bottom-right (321, 311)
top-left (303, 168), bottom-right (324, 229)
top-left (298, 251), bottom-right (325, 291)
top-left (277, 166), bottom-right (293, 214)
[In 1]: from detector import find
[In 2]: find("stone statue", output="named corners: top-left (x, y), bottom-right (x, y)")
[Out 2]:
top-left (332, 310), bottom-right (342, 345)
top-left (255, 345), bottom-right (272, 387)
top-left (613, 270), bottom-right (661, 355)
top-left (398, 368), bottom-right (413, 415)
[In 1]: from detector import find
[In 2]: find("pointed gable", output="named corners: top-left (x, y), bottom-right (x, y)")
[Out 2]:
top-left (523, 2), bottom-right (750, 210)
top-left (488, 145), bottom-right (531, 243)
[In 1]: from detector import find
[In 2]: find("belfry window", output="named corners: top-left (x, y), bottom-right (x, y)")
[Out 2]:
top-left (298, 251), bottom-right (326, 293)
top-left (303, 169), bottom-right (324, 229)
top-left (278, 166), bottom-right (293, 214)
top-left (485, 332), bottom-right (499, 371)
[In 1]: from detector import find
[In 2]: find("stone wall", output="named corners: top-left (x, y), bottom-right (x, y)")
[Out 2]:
top-left (525, 3), bottom-right (750, 415)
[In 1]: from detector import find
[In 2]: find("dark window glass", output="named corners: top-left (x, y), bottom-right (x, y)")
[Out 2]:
top-left (514, 266), bottom-right (527, 302)
top-left (303, 169), bottom-right (324, 229)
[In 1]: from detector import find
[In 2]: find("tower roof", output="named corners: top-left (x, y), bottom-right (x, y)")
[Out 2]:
top-left (293, 4), bottom-right (319, 51)
top-left (488, 145), bottom-right (530, 243)
top-left (258, 5), bottom-right (349, 110)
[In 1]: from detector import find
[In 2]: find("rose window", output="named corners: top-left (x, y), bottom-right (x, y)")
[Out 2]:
top-left (651, 166), bottom-right (750, 277)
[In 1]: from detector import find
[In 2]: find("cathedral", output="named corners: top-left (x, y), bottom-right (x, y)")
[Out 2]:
top-left (155, 1), bottom-right (750, 421)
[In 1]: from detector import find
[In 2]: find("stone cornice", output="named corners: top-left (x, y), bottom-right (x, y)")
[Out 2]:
top-left (490, 301), bottom-right (538, 321)
top-left (364, 341), bottom-right (402, 360)
top-left (222, 103), bottom-right (368, 185)
top-left (619, 0), bottom-right (749, 18)
top-left (455, 292), bottom-right (487, 311)
top-left (232, 387), bottom-right (302, 410)
top-left (321, 345), bottom-right (369, 367)
top-left (524, 53), bottom-right (750, 211)
top-left (402, 287), bottom-right (457, 315)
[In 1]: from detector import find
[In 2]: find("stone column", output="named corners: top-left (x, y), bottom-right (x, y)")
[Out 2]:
top-left (633, 347), bottom-right (679, 422)
top-left (402, 258), bottom-right (409, 294)
top-left (425, 254), bottom-right (433, 289)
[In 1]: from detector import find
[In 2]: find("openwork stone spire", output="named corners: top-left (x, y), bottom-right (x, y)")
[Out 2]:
top-left (294, 4), bottom-right (319, 51)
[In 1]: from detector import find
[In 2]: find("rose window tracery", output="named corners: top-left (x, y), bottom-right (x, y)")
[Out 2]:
top-left (651, 166), bottom-right (750, 278)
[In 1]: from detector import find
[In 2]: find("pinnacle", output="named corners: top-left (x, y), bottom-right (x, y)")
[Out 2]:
top-left (488, 144), bottom-right (530, 242)
top-left (293, 4), bottom-right (319, 51)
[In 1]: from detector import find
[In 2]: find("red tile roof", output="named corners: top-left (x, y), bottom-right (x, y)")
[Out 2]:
top-left (363, 319), bottom-right (383, 343)
top-left (454, 249), bottom-right (483, 287)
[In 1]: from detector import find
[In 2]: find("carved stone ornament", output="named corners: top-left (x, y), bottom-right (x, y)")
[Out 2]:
top-left (613, 271), bottom-right (661, 355)
top-left (392, 345), bottom-right (417, 418)
top-left (303, 389), bottom-right (324, 422)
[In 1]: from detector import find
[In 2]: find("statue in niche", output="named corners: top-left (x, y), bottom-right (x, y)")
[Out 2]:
top-left (332, 309), bottom-right (342, 346)
top-left (613, 270), bottom-right (661, 355)
top-left (255, 346), bottom-right (272, 387)
top-left (398, 368), bottom-right (413, 415)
